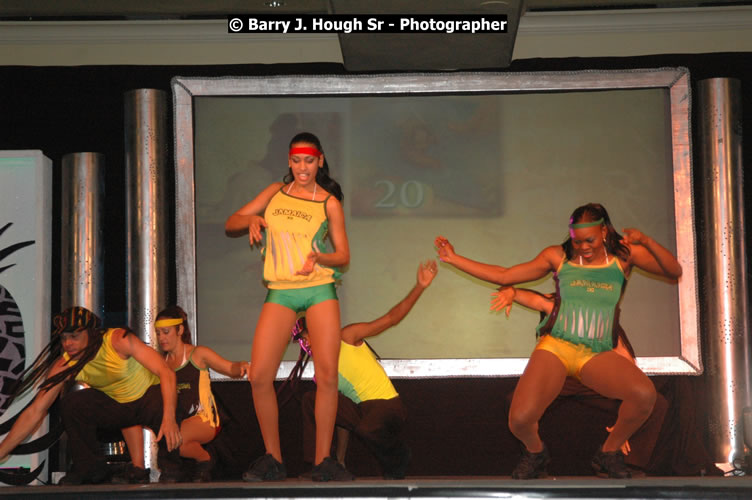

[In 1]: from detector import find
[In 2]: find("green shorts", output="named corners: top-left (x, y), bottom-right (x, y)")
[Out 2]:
top-left (265, 283), bottom-right (338, 313)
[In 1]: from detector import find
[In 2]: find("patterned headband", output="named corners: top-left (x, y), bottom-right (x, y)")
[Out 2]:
top-left (53, 306), bottom-right (101, 336)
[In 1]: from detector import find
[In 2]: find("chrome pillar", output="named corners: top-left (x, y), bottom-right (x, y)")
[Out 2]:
top-left (697, 78), bottom-right (751, 464)
top-left (60, 152), bottom-right (105, 479)
top-left (124, 89), bottom-right (169, 477)
top-left (60, 152), bottom-right (105, 317)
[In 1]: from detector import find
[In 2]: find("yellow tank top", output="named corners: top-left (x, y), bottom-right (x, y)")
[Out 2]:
top-left (262, 187), bottom-right (339, 289)
top-left (63, 328), bottom-right (159, 403)
top-left (337, 341), bottom-right (398, 403)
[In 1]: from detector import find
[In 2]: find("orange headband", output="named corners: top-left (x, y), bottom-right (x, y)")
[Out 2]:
top-left (289, 146), bottom-right (322, 157)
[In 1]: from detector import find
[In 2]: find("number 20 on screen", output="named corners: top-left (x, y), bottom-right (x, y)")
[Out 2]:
top-left (374, 180), bottom-right (424, 209)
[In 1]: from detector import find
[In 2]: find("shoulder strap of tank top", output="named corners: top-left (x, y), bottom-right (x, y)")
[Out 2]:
top-left (556, 255), bottom-right (567, 272)
top-left (186, 345), bottom-right (197, 365)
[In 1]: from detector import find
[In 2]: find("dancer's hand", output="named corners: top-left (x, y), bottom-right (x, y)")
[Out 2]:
top-left (238, 362), bottom-right (250, 378)
top-left (417, 260), bottom-right (438, 288)
top-left (296, 252), bottom-right (318, 276)
top-left (434, 236), bottom-right (456, 263)
top-left (491, 287), bottom-right (515, 316)
top-left (621, 228), bottom-right (648, 247)
top-left (247, 216), bottom-right (267, 246)
top-left (157, 417), bottom-right (182, 452)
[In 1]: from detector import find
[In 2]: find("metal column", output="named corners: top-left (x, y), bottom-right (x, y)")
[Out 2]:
top-left (60, 152), bottom-right (105, 316)
top-left (697, 78), bottom-right (751, 465)
top-left (124, 88), bottom-right (169, 477)
top-left (58, 152), bottom-right (105, 479)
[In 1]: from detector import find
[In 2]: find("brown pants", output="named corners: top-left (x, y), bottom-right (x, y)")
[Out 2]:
top-left (302, 390), bottom-right (408, 475)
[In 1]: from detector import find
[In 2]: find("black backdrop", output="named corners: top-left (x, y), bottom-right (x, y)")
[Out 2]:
top-left (1, 52), bottom-right (750, 477)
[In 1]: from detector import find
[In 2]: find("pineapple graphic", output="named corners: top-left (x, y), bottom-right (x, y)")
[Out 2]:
top-left (0, 222), bottom-right (34, 416)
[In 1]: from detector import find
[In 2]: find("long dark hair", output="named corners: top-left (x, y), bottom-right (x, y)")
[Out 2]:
top-left (37, 329), bottom-right (108, 392)
top-left (283, 132), bottom-right (343, 202)
top-left (562, 203), bottom-right (630, 261)
top-left (10, 307), bottom-right (105, 398)
top-left (156, 305), bottom-right (192, 345)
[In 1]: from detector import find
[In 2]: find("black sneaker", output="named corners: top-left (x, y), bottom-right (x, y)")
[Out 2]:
top-left (158, 462), bottom-right (187, 484)
top-left (58, 472), bottom-right (84, 486)
top-left (111, 463), bottom-right (150, 484)
top-left (512, 445), bottom-right (550, 479)
top-left (193, 460), bottom-right (213, 482)
top-left (311, 457), bottom-right (355, 482)
top-left (383, 446), bottom-right (411, 480)
top-left (592, 449), bottom-right (632, 479)
top-left (242, 454), bottom-right (287, 482)
top-left (158, 469), bottom-right (184, 483)
top-left (59, 465), bottom-right (111, 485)
top-left (57, 463), bottom-right (112, 486)
top-left (627, 466), bottom-right (647, 478)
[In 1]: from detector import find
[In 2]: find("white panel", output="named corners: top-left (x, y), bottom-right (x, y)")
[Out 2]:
top-left (0, 150), bottom-right (52, 485)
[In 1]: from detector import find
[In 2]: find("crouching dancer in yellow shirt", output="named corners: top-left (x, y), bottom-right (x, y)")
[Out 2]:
top-left (299, 260), bottom-right (437, 479)
top-left (0, 306), bottom-right (181, 485)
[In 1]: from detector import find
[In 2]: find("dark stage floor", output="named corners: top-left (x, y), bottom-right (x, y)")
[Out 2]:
top-left (3, 476), bottom-right (752, 500)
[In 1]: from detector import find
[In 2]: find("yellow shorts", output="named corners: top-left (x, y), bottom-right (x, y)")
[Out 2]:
top-left (534, 335), bottom-right (598, 381)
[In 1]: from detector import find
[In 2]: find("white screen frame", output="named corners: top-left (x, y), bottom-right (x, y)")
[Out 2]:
top-left (172, 68), bottom-right (699, 378)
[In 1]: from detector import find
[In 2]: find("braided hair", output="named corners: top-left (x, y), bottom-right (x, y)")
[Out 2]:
top-left (562, 203), bottom-right (630, 261)
top-left (10, 307), bottom-right (104, 400)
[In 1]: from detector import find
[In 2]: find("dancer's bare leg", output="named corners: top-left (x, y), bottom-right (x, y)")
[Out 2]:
top-left (248, 303), bottom-right (297, 462)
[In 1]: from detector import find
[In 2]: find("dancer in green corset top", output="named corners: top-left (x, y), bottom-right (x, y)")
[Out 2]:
top-left (435, 203), bottom-right (681, 480)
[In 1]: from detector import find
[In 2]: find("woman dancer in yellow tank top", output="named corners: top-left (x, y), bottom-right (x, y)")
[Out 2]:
top-left (226, 132), bottom-right (351, 482)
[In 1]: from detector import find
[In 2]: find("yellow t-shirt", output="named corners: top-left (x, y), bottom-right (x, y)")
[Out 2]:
top-left (63, 328), bottom-right (159, 403)
top-left (262, 187), bottom-right (339, 289)
top-left (337, 341), bottom-right (398, 403)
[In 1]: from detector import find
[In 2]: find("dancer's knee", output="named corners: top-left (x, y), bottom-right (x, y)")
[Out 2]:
top-left (313, 369), bottom-right (338, 393)
top-left (248, 366), bottom-right (275, 390)
top-left (508, 407), bottom-right (537, 437)
top-left (629, 380), bottom-right (657, 416)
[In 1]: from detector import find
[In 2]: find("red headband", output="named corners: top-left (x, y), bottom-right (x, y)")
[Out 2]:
top-left (289, 146), bottom-right (322, 157)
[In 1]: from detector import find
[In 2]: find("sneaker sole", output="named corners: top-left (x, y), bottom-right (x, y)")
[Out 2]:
top-left (312, 476), bottom-right (354, 482)
top-left (591, 462), bottom-right (631, 479)
top-left (242, 473), bottom-right (286, 482)
top-left (311, 471), bottom-right (355, 482)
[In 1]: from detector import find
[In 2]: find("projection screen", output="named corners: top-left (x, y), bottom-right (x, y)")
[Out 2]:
top-left (172, 68), bottom-right (698, 379)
